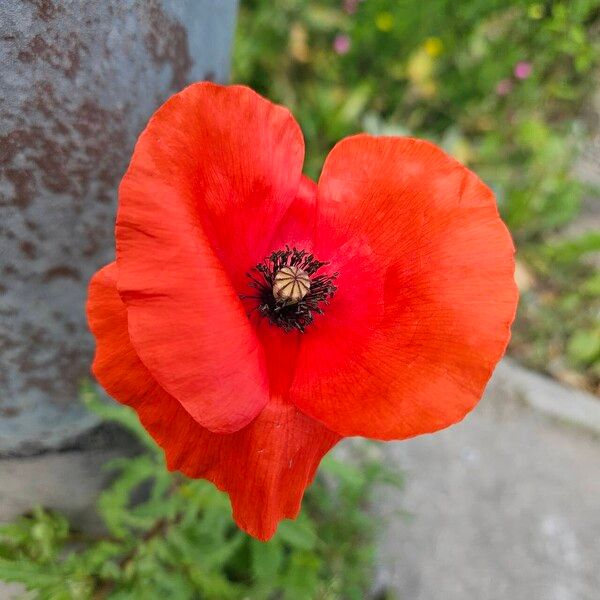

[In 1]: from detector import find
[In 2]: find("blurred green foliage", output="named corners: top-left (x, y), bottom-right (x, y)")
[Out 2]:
top-left (234, 0), bottom-right (600, 392)
top-left (0, 387), bottom-right (402, 599)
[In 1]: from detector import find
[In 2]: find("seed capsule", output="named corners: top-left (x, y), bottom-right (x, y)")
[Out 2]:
top-left (272, 266), bottom-right (310, 304)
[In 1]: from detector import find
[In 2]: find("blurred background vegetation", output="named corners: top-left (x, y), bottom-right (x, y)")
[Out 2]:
top-left (2, 1), bottom-right (600, 597)
top-left (234, 0), bottom-right (600, 395)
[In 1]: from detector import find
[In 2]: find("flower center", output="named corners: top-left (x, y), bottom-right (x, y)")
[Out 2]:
top-left (244, 247), bottom-right (338, 332)
top-left (273, 266), bottom-right (311, 304)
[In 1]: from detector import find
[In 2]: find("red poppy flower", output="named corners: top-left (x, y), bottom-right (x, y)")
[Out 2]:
top-left (87, 82), bottom-right (518, 540)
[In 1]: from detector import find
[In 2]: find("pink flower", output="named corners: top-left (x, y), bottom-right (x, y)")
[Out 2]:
top-left (343, 0), bottom-right (358, 14)
top-left (334, 34), bottom-right (351, 55)
top-left (514, 61), bottom-right (532, 80)
top-left (496, 79), bottom-right (513, 96)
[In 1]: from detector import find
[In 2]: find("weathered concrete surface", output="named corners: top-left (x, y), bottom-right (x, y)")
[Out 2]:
top-left (374, 360), bottom-right (600, 600)
top-left (0, 584), bottom-right (23, 600)
top-left (0, 448), bottom-right (124, 599)
top-left (0, 449), bottom-right (121, 534)
top-left (0, 0), bottom-right (238, 455)
top-left (493, 358), bottom-right (600, 435)
top-left (0, 421), bottom-right (137, 599)
top-left (0, 421), bottom-right (136, 530)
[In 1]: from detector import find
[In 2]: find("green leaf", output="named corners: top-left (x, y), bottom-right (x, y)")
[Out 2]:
top-left (97, 454), bottom-right (160, 537)
top-left (281, 551), bottom-right (321, 600)
top-left (250, 538), bottom-right (283, 582)
top-left (567, 329), bottom-right (600, 365)
top-left (320, 455), bottom-right (364, 488)
top-left (544, 232), bottom-right (600, 264)
top-left (0, 557), bottom-right (62, 586)
top-left (275, 516), bottom-right (317, 551)
top-left (187, 565), bottom-right (240, 600)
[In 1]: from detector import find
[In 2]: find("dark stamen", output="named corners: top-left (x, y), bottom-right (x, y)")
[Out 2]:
top-left (243, 246), bottom-right (338, 332)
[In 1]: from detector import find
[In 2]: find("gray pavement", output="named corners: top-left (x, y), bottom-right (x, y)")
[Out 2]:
top-left (374, 362), bottom-right (600, 600)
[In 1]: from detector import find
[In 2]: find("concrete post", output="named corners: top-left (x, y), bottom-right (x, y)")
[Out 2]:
top-left (0, 0), bottom-right (238, 455)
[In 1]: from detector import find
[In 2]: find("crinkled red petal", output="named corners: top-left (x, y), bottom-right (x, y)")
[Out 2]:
top-left (87, 263), bottom-right (340, 541)
top-left (290, 135), bottom-right (518, 440)
top-left (116, 83), bottom-right (306, 433)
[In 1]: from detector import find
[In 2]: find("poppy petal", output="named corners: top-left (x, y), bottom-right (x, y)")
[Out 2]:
top-left (242, 175), bottom-right (319, 397)
top-left (116, 83), bottom-right (305, 433)
top-left (291, 135), bottom-right (518, 440)
top-left (87, 263), bottom-right (340, 540)
top-left (167, 399), bottom-right (340, 541)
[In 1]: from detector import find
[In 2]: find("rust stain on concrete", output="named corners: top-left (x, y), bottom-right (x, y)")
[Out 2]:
top-left (0, 0), bottom-right (224, 454)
